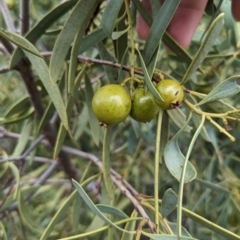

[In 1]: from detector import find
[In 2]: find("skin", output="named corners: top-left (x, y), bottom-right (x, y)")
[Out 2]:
top-left (136, 0), bottom-right (240, 48)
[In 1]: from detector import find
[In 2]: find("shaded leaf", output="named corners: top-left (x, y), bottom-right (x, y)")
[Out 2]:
top-left (143, 0), bottom-right (180, 65)
top-left (197, 75), bottom-right (240, 105)
top-left (8, 162), bottom-right (20, 199)
top-left (10, 0), bottom-right (78, 68)
top-left (96, 204), bottom-right (128, 219)
top-left (72, 179), bottom-right (131, 234)
top-left (101, 0), bottom-right (124, 36)
top-left (161, 189), bottom-right (178, 218)
top-left (79, 28), bottom-right (107, 54)
top-left (168, 222), bottom-right (192, 237)
top-left (181, 13), bottom-right (224, 85)
top-left (136, 48), bottom-right (163, 101)
top-left (167, 108), bottom-right (192, 133)
top-left (49, 0), bottom-right (100, 83)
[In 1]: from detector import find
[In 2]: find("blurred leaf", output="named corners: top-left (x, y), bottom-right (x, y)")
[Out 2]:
top-left (160, 110), bottom-right (169, 159)
top-left (10, 0), bottom-right (78, 68)
top-left (197, 75), bottom-right (240, 105)
top-left (8, 162), bottom-right (20, 199)
top-left (147, 45), bottom-right (160, 79)
top-left (136, 48), bottom-right (163, 101)
top-left (112, 28), bottom-right (129, 40)
top-left (168, 222), bottom-right (192, 237)
top-left (161, 188), bottom-right (178, 218)
top-left (4, 94), bottom-right (30, 118)
top-left (143, 233), bottom-right (198, 240)
top-left (96, 204), bottom-right (128, 218)
top-left (101, 0), bottom-right (124, 36)
top-left (12, 119), bottom-right (33, 156)
top-left (205, 0), bottom-right (217, 16)
top-left (49, 0), bottom-right (100, 83)
top-left (72, 179), bottom-right (131, 233)
top-left (79, 28), bottom-right (107, 54)
top-left (181, 13), bottom-right (224, 85)
top-left (97, 42), bottom-right (118, 83)
top-left (143, 0), bottom-right (180, 66)
top-left (0, 30), bottom-right (43, 58)
top-left (23, 49), bottom-right (69, 130)
top-left (167, 108), bottom-right (192, 133)
top-left (121, 210), bottom-right (138, 240)
top-left (0, 221), bottom-right (7, 240)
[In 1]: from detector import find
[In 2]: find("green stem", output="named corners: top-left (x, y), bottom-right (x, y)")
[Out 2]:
top-left (177, 114), bottom-right (205, 238)
top-left (102, 126), bottom-right (115, 239)
top-left (154, 110), bottom-right (163, 233)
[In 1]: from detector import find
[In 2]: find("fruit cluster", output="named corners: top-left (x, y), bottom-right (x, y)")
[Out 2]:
top-left (92, 79), bottom-right (184, 126)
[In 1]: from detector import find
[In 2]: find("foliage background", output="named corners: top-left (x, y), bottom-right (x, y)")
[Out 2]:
top-left (0, 0), bottom-right (240, 240)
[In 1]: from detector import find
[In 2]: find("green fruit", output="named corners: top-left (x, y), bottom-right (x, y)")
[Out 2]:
top-left (130, 87), bottom-right (159, 122)
top-left (92, 84), bottom-right (131, 126)
top-left (154, 79), bottom-right (184, 110)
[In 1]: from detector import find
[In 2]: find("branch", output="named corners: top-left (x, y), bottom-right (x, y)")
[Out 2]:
top-left (20, 0), bottom-right (29, 35)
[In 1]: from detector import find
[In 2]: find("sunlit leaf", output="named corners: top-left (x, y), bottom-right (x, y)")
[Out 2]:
top-left (96, 204), bottom-right (128, 218)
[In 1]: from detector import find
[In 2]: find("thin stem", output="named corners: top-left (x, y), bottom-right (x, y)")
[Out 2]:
top-left (0, 0), bottom-right (15, 32)
top-left (20, 0), bottom-right (29, 35)
top-left (177, 114), bottom-right (205, 238)
top-left (154, 110), bottom-right (163, 233)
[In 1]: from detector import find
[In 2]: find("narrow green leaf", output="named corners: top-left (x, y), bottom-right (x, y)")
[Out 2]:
top-left (72, 180), bottom-right (131, 234)
top-left (96, 204), bottom-right (128, 219)
top-left (23, 49), bottom-right (69, 130)
top-left (112, 28), bottom-right (129, 40)
top-left (54, 64), bottom-right (87, 158)
top-left (161, 189), bottom-right (178, 218)
top-left (0, 221), bottom-right (7, 240)
top-left (159, 110), bottom-right (169, 159)
top-left (79, 28), bottom-right (107, 54)
top-left (12, 119), bottom-right (33, 156)
top-left (50, 0), bottom-right (100, 83)
top-left (167, 108), bottom-right (192, 133)
top-left (168, 222), bottom-right (192, 237)
top-left (143, 0), bottom-right (181, 66)
top-left (10, 0), bottom-right (78, 69)
top-left (121, 211), bottom-right (138, 240)
top-left (8, 162), bottom-right (20, 199)
top-left (4, 94), bottom-right (30, 118)
top-left (0, 30), bottom-right (43, 58)
top-left (101, 0), bottom-right (124, 36)
top-left (142, 233), bottom-right (198, 240)
top-left (68, 25), bottom-right (85, 95)
top-left (136, 48), bottom-right (163, 101)
top-left (85, 74), bottom-right (101, 146)
top-left (181, 13), bottom-right (224, 84)
top-left (197, 75), bottom-right (240, 105)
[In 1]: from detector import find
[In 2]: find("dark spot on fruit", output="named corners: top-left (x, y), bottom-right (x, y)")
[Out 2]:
top-left (175, 91), bottom-right (179, 96)
top-left (236, 79), bottom-right (240, 85)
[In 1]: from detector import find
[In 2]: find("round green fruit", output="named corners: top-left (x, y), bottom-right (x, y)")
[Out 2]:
top-left (92, 84), bottom-right (131, 126)
top-left (130, 87), bottom-right (159, 122)
top-left (154, 79), bottom-right (184, 110)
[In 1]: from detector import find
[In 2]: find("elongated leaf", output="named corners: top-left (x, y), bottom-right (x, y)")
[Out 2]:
top-left (23, 48), bottom-right (69, 130)
top-left (10, 0), bottom-right (78, 68)
top-left (121, 211), bottom-right (138, 240)
top-left (12, 119), bottom-right (33, 156)
top-left (0, 30), bottom-right (43, 58)
top-left (197, 75), bottom-right (240, 105)
top-left (79, 28), bottom-right (107, 54)
top-left (168, 222), bottom-right (192, 237)
top-left (101, 0), bottom-right (124, 36)
top-left (8, 162), bottom-right (20, 199)
top-left (143, 0), bottom-right (180, 65)
top-left (143, 233), bottom-right (198, 240)
top-left (181, 13), bottom-right (224, 84)
top-left (50, 0), bottom-right (100, 83)
top-left (96, 204), bottom-right (128, 219)
top-left (4, 94), bottom-right (30, 118)
top-left (136, 48), bottom-right (163, 101)
top-left (72, 179), bottom-right (131, 234)
top-left (161, 189), bottom-right (178, 218)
